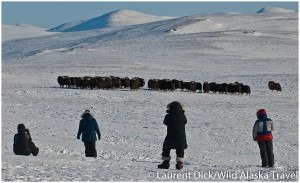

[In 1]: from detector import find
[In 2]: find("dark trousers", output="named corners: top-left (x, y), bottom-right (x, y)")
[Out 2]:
top-left (14, 141), bottom-right (39, 156)
top-left (84, 142), bottom-right (97, 157)
top-left (258, 140), bottom-right (274, 167)
top-left (162, 148), bottom-right (184, 158)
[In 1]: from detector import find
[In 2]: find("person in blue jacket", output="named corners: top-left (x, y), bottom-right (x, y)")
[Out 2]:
top-left (77, 110), bottom-right (101, 157)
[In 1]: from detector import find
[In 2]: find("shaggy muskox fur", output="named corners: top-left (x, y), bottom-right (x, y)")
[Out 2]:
top-left (203, 81), bottom-right (210, 93)
top-left (268, 81), bottom-right (282, 91)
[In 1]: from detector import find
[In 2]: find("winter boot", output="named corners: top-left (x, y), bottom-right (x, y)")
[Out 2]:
top-left (158, 160), bottom-right (170, 169)
top-left (33, 147), bottom-right (39, 156)
top-left (176, 157), bottom-right (184, 170)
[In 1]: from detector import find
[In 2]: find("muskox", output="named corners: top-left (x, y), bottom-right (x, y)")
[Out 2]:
top-left (228, 82), bottom-right (243, 94)
top-left (130, 77), bottom-right (143, 90)
top-left (219, 83), bottom-right (228, 94)
top-left (196, 82), bottom-right (202, 93)
top-left (148, 79), bottom-right (160, 90)
top-left (81, 76), bottom-right (93, 89)
top-left (209, 82), bottom-right (218, 93)
top-left (96, 77), bottom-right (109, 90)
top-left (203, 81), bottom-right (210, 93)
top-left (160, 79), bottom-right (175, 91)
top-left (172, 79), bottom-right (182, 90)
top-left (268, 81), bottom-right (282, 91)
top-left (57, 76), bottom-right (69, 88)
top-left (120, 77), bottom-right (130, 88)
top-left (188, 81), bottom-right (197, 92)
top-left (242, 85), bottom-right (251, 95)
top-left (148, 79), bottom-right (154, 90)
top-left (111, 76), bottom-right (121, 89)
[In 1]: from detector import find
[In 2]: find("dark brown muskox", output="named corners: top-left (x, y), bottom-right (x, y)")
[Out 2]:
top-left (130, 77), bottom-right (141, 90)
top-left (181, 82), bottom-right (190, 92)
top-left (111, 76), bottom-right (121, 89)
top-left (268, 81), bottom-right (282, 91)
top-left (196, 82), bottom-right (202, 93)
top-left (242, 85), bottom-right (251, 95)
top-left (148, 79), bottom-right (160, 90)
top-left (57, 76), bottom-right (69, 88)
top-left (228, 82), bottom-right (243, 94)
top-left (172, 79), bottom-right (181, 90)
top-left (96, 77), bottom-right (107, 90)
top-left (160, 79), bottom-right (175, 91)
top-left (81, 76), bottom-right (93, 89)
top-left (209, 82), bottom-right (218, 93)
top-left (67, 77), bottom-right (78, 88)
top-left (203, 81), bottom-right (210, 93)
top-left (120, 77), bottom-right (131, 88)
top-left (148, 79), bottom-right (154, 90)
top-left (188, 81), bottom-right (197, 92)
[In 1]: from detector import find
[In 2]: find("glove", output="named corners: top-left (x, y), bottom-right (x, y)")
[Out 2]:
top-left (25, 129), bottom-right (29, 133)
top-left (77, 135), bottom-right (80, 140)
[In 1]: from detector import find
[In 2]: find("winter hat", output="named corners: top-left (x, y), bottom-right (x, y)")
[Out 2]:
top-left (256, 109), bottom-right (267, 117)
top-left (17, 123), bottom-right (26, 133)
top-left (81, 110), bottom-right (93, 118)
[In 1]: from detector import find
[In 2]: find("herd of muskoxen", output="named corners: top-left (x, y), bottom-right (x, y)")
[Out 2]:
top-left (58, 76), bottom-right (282, 94)
top-left (57, 76), bottom-right (259, 95)
top-left (148, 79), bottom-right (251, 95)
top-left (57, 76), bottom-right (144, 90)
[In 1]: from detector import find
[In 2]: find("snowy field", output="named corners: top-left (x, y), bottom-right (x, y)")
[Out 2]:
top-left (2, 8), bottom-right (298, 181)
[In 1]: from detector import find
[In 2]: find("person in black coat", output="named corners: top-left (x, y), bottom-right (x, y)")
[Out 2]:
top-left (13, 124), bottom-right (39, 156)
top-left (77, 110), bottom-right (101, 157)
top-left (158, 101), bottom-right (187, 170)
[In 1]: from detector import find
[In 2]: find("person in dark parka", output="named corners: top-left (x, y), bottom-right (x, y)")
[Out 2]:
top-left (13, 124), bottom-right (39, 156)
top-left (158, 101), bottom-right (187, 170)
top-left (77, 110), bottom-right (101, 157)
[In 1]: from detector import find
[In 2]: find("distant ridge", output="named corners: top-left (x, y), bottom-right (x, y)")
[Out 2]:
top-left (50, 9), bottom-right (173, 32)
top-left (257, 6), bottom-right (295, 13)
top-left (48, 20), bottom-right (87, 32)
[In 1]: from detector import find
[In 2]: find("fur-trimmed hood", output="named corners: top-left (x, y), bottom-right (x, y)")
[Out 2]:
top-left (166, 101), bottom-right (185, 114)
top-left (81, 110), bottom-right (93, 119)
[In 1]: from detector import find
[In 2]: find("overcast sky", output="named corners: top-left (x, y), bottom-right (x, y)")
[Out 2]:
top-left (2, 1), bottom-right (298, 28)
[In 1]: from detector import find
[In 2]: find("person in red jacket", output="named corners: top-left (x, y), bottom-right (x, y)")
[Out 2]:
top-left (252, 109), bottom-right (274, 167)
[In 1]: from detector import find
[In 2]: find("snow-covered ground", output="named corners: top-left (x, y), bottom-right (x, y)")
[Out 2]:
top-left (2, 8), bottom-right (298, 181)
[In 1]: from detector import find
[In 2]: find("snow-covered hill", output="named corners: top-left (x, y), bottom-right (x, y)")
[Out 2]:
top-left (2, 24), bottom-right (56, 42)
top-left (47, 20), bottom-right (87, 32)
top-left (257, 6), bottom-right (296, 13)
top-left (2, 8), bottom-right (298, 181)
top-left (3, 11), bottom-right (297, 60)
top-left (49, 9), bottom-right (173, 32)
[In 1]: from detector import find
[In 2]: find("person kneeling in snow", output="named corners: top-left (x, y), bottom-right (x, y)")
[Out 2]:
top-left (158, 101), bottom-right (187, 170)
top-left (13, 123), bottom-right (39, 156)
top-left (253, 109), bottom-right (275, 167)
top-left (77, 110), bottom-right (101, 157)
